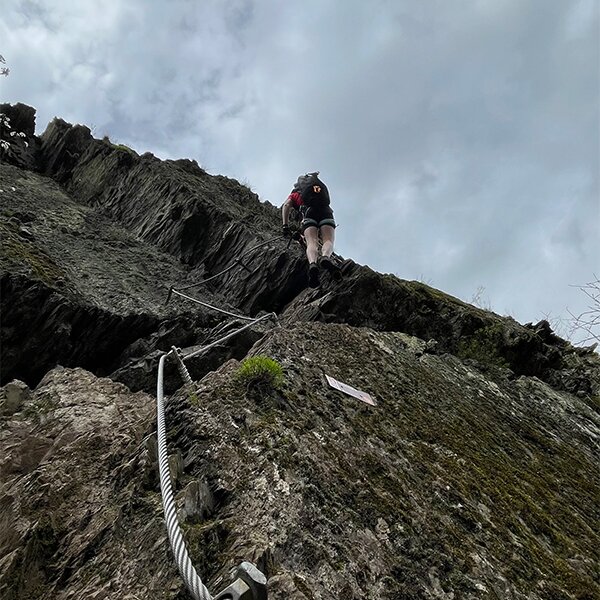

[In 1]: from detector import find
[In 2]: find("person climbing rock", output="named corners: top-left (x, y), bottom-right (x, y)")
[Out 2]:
top-left (281, 172), bottom-right (342, 288)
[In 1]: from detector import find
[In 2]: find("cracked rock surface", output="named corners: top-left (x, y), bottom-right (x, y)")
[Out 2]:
top-left (1, 324), bottom-right (598, 599)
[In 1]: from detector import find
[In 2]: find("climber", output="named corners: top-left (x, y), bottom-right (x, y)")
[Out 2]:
top-left (281, 172), bottom-right (342, 288)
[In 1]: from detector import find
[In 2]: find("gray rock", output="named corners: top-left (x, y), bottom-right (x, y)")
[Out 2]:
top-left (17, 225), bottom-right (34, 239)
top-left (181, 479), bottom-right (215, 522)
top-left (0, 379), bottom-right (31, 415)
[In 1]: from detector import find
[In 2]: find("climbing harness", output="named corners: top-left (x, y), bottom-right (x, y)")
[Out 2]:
top-left (156, 307), bottom-right (278, 599)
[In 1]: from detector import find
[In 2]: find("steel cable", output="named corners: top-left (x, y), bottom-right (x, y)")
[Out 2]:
top-left (175, 234), bottom-right (285, 293)
top-left (156, 229), bottom-right (283, 598)
top-left (171, 289), bottom-right (258, 321)
top-left (172, 346), bottom-right (195, 389)
top-left (156, 352), bottom-right (213, 600)
top-left (156, 312), bottom-right (278, 599)
top-left (182, 312), bottom-right (278, 361)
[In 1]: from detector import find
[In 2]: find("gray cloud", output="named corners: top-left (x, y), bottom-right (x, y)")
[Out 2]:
top-left (1, 0), bottom-right (598, 343)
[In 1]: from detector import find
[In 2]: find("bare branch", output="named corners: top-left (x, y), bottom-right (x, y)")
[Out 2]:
top-left (568, 276), bottom-right (600, 345)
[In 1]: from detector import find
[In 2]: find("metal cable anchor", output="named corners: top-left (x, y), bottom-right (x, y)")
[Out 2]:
top-left (214, 562), bottom-right (268, 600)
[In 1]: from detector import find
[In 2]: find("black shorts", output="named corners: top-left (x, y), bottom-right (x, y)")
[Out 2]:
top-left (301, 206), bottom-right (336, 233)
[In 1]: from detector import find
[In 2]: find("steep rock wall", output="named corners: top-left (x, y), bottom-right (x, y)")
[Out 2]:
top-left (4, 107), bottom-right (599, 398)
top-left (0, 162), bottom-right (259, 387)
top-left (33, 114), bottom-right (599, 397)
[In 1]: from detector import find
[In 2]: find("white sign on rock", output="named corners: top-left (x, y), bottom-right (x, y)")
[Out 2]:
top-left (326, 375), bottom-right (377, 406)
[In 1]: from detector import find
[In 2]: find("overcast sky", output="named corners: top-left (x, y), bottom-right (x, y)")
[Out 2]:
top-left (2, 0), bottom-right (598, 344)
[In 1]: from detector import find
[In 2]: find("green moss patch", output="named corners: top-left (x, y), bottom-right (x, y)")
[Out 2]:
top-left (457, 322), bottom-right (510, 368)
top-left (0, 222), bottom-right (65, 286)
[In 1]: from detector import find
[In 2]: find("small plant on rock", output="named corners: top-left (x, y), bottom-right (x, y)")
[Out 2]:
top-left (235, 355), bottom-right (284, 398)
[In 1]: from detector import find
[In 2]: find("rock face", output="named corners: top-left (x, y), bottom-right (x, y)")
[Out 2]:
top-left (0, 368), bottom-right (167, 599)
top-left (1, 104), bottom-right (599, 599)
top-left (1, 329), bottom-right (598, 599)
top-left (0, 102), bottom-right (39, 170)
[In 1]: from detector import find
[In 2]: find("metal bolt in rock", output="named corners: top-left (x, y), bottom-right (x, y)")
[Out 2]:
top-left (213, 562), bottom-right (268, 600)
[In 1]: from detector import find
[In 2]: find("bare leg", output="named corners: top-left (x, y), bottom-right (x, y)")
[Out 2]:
top-left (320, 225), bottom-right (335, 258)
top-left (304, 226), bottom-right (319, 264)
top-left (319, 225), bottom-right (342, 281)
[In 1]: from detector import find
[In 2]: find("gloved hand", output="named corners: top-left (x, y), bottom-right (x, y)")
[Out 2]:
top-left (282, 224), bottom-right (291, 238)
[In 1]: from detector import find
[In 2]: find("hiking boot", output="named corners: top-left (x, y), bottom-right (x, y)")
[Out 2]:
top-left (308, 263), bottom-right (320, 288)
top-left (320, 256), bottom-right (342, 282)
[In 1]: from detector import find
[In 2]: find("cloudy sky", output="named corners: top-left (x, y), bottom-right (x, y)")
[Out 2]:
top-left (2, 0), bottom-right (598, 344)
